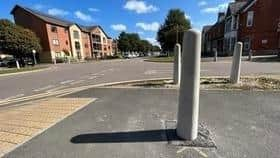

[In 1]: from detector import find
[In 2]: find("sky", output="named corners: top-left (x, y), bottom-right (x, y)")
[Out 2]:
top-left (0, 0), bottom-right (233, 45)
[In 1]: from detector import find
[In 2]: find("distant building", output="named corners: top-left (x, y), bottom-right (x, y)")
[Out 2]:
top-left (11, 5), bottom-right (114, 62)
top-left (224, 0), bottom-right (247, 55)
top-left (204, 12), bottom-right (226, 56)
top-left (238, 0), bottom-right (280, 55)
top-left (202, 25), bottom-right (212, 56)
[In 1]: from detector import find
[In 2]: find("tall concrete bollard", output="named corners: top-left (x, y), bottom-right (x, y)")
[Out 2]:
top-left (214, 49), bottom-right (218, 62)
top-left (173, 44), bottom-right (181, 85)
top-left (230, 42), bottom-right (243, 84)
top-left (53, 58), bottom-right (57, 65)
top-left (16, 60), bottom-right (20, 69)
top-left (176, 29), bottom-right (201, 141)
top-left (248, 49), bottom-right (252, 61)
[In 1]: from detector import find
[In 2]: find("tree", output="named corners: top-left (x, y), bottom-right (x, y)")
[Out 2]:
top-left (0, 19), bottom-right (42, 58)
top-left (157, 9), bottom-right (191, 53)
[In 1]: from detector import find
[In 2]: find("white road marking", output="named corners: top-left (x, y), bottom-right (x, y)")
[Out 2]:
top-left (144, 70), bottom-right (157, 75)
top-left (46, 85), bottom-right (67, 93)
top-left (60, 80), bottom-right (75, 84)
top-left (33, 85), bottom-right (55, 92)
top-left (2, 94), bottom-right (24, 101)
top-left (176, 147), bottom-right (188, 154)
top-left (70, 80), bottom-right (85, 85)
top-left (88, 76), bottom-right (99, 80)
top-left (193, 148), bottom-right (208, 157)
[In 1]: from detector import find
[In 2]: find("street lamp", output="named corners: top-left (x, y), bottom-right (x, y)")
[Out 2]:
top-left (32, 49), bottom-right (37, 65)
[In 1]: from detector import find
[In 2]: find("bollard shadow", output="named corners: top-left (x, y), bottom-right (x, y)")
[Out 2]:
top-left (70, 129), bottom-right (180, 144)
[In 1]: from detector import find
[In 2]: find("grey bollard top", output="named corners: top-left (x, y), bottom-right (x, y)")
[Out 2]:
top-left (176, 29), bottom-right (201, 141)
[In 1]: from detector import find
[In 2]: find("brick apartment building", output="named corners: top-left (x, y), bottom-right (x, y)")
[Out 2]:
top-left (203, 13), bottom-right (225, 56)
top-left (11, 5), bottom-right (114, 62)
top-left (203, 0), bottom-right (280, 56)
top-left (238, 0), bottom-right (280, 55)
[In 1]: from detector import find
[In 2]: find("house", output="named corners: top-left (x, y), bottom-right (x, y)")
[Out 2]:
top-left (224, 0), bottom-right (248, 56)
top-left (204, 13), bottom-right (226, 56)
top-left (238, 0), bottom-right (280, 55)
top-left (85, 26), bottom-right (113, 59)
top-left (11, 5), bottom-right (114, 62)
top-left (202, 25), bottom-right (212, 56)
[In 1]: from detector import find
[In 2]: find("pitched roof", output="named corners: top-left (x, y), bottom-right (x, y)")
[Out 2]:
top-left (11, 5), bottom-right (73, 27)
top-left (11, 5), bottom-right (111, 36)
top-left (238, 0), bottom-right (257, 13)
top-left (226, 1), bottom-right (247, 16)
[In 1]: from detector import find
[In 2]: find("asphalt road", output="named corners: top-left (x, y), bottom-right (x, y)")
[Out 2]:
top-left (0, 58), bottom-right (280, 100)
top-left (5, 88), bottom-right (280, 158)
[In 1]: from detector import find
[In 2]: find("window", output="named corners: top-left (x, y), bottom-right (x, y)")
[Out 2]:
top-left (51, 26), bottom-right (57, 32)
top-left (52, 39), bottom-right (59, 45)
top-left (85, 44), bottom-right (88, 48)
top-left (247, 11), bottom-right (254, 27)
top-left (73, 31), bottom-right (79, 39)
top-left (66, 40), bottom-right (68, 45)
top-left (75, 41), bottom-right (81, 50)
top-left (103, 37), bottom-right (106, 43)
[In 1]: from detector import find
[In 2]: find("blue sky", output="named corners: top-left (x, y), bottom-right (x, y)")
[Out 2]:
top-left (0, 0), bottom-right (232, 45)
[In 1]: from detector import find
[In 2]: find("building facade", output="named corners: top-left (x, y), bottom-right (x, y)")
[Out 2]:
top-left (224, 0), bottom-right (247, 55)
top-left (11, 5), bottom-right (114, 62)
top-left (238, 0), bottom-right (280, 55)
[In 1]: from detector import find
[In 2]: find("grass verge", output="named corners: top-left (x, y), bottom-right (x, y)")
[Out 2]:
top-left (144, 56), bottom-right (174, 63)
top-left (0, 66), bottom-right (48, 75)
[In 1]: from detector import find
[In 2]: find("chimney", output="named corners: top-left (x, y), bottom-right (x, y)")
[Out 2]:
top-left (217, 12), bottom-right (225, 22)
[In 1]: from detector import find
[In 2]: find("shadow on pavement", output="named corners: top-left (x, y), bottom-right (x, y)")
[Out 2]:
top-left (71, 129), bottom-right (180, 143)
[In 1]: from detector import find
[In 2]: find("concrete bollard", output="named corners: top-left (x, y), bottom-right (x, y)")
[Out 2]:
top-left (16, 60), bottom-right (20, 69)
top-left (173, 43), bottom-right (181, 85)
top-left (53, 58), bottom-right (56, 65)
top-left (248, 49), bottom-right (253, 61)
top-left (176, 29), bottom-right (201, 141)
top-left (230, 42), bottom-right (243, 84)
top-left (214, 49), bottom-right (218, 62)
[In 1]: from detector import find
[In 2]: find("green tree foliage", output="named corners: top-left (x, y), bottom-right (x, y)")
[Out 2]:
top-left (0, 19), bottom-right (42, 58)
top-left (118, 32), bottom-right (160, 54)
top-left (157, 9), bottom-right (191, 52)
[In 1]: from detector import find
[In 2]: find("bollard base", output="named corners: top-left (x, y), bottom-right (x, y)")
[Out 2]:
top-left (164, 120), bottom-right (216, 148)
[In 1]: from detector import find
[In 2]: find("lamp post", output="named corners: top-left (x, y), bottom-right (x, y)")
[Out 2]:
top-left (32, 49), bottom-right (37, 65)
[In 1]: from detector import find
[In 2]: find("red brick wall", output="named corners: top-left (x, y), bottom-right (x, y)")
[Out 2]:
top-left (81, 32), bottom-right (92, 58)
top-left (13, 8), bottom-right (51, 61)
top-left (46, 24), bottom-right (71, 55)
top-left (238, 0), bottom-right (280, 55)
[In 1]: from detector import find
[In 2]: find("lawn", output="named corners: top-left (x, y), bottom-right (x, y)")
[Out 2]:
top-left (144, 56), bottom-right (174, 63)
top-left (0, 66), bottom-right (48, 75)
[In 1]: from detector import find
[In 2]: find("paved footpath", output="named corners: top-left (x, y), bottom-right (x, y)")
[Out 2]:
top-left (4, 88), bottom-right (280, 158)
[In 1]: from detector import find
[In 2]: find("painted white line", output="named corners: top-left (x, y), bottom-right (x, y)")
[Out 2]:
top-left (144, 70), bottom-right (157, 75)
top-left (2, 94), bottom-right (24, 101)
top-left (33, 85), bottom-right (55, 92)
top-left (70, 80), bottom-right (85, 85)
top-left (176, 147), bottom-right (188, 154)
top-left (193, 148), bottom-right (208, 157)
top-left (60, 80), bottom-right (75, 84)
top-left (46, 86), bottom-right (67, 93)
top-left (88, 76), bottom-right (98, 80)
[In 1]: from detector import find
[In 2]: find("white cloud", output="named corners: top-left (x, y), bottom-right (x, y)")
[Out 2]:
top-left (198, 1), bottom-right (207, 7)
top-left (48, 8), bottom-right (69, 16)
top-left (136, 22), bottom-right (160, 31)
top-left (145, 37), bottom-right (159, 46)
top-left (185, 13), bottom-right (191, 20)
top-left (33, 4), bottom-right (44, 10)
top-left (74, 11), bottom-right (93, 22)
top-left (124, 0), bottom-right (158, 14)
top-left (88, 8), bottom-right (100, 12)
top-left (111, 24), bottom-right (127, 31)
top-left (137, 31), bottom-right (144, 35)
top-left (201, 3), bottom-right (228, 14)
